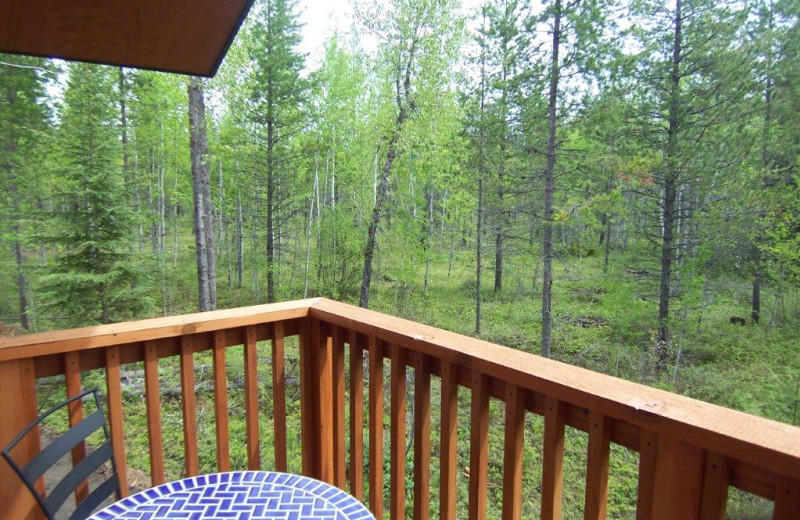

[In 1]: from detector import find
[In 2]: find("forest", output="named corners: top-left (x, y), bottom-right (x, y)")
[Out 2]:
top-left (1, 0), bottom-right (800, 512)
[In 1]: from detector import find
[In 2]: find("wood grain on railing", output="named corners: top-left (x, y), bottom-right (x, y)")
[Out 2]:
top-left (541, 396), bottom-right (565, 520)
top-left (272, 321), bottom-right (287, 472)
top-left (213, 331), bottom-right (231, 472)
top-left (104, 346), bottom-right (128, 497)
top-left (439, 360), bottom-right (459, 520)
top-left (65, 351), bottom-right (88, 502)
top-left (468, 371), bottom-right (489, 520)
top-left (390, 345), bottom-right (406, 520)
top-left (349, 331), bottom-right (365, 501)
top-left (501, 384), bottom-right (525, 520)
top-left (143, 341), bottom-right (165, 486)
top-left (243, 326), bottom-right (260, 471)
top-left (179, 336), bottom-right (199, 477)
top-left (333, 326), bottom-right (347, 489)
top-left (413, 354), bottom-right (431, 520)
top-left (368, 335), bottom-right (384, 520)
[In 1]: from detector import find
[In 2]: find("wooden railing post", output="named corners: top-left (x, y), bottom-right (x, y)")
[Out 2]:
top-left (300, 318), bottom-right (334, 483)
top-left (649, 436), bottom-right (705, 520)
top-left (0, 359), bottom-right (42, 520)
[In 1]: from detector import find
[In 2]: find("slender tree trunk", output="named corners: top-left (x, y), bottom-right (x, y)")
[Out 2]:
top-left (541, 0), bottom-right (561, 359)
top-left (266, 86), bottom-right (276, 303)
top-left (657, 0), bottom-right (682, 371)
top-left (236, 195), bottom-right (244, 289)
top-left (754, 26), bottom-right (773, 325)
top-left (424, 184), bottom-right (434, 296)
top-left (360, 132), bottom-right (399, 308)
top-left (189, 77), bottom-right (213, 312)
top-left (9, 177), bottom-right (29, 330)
top-left (476, 12), bottom-right (487, 335)
top-left (304, 156), bottom-right (318, 298)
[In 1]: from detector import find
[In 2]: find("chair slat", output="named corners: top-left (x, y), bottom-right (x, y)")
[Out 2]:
top-left (22, 410), bottom-right (105, 485)
top-left (468, 372), bottom-right (489, 520)
top-left (440, 361), bottom-right (459, 520)
top-left (413, 354), bottom-right (431, 520)
top-left (584, 410), bottom-right (611, 520)
top-left (46, 442), bottom-right (113, 514)
top-left (180, 336), bottom-right (199, 477)
top-left (68, 474), bottom-right (119, 520)
top-left (272, 322), bottom-right (287, 472)
top-left (213, 330), bottom-right (231, 472)
top-left (105, 346), bottom-right (128, 497)
top-left (369, 336), bottom-right (384, 520)
top-left (502, 384), bottom-right (525, 520)
top-left (244, 326), bottom-right (260, 471)
top-left (541, 396), bottom-right (565, 520)
top-left (349, 331), bottom-right (365, 501)
top-left (144, 341), bottom-right (165, 486)
top-left (390, 346), bottom-right (406, 520)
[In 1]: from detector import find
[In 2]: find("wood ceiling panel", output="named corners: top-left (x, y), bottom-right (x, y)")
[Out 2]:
top-left (0, 0), bottom-right (254, 77)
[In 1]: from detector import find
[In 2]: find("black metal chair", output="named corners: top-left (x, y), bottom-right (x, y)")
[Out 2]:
top-left (1, 388), bottom-right (121, 520)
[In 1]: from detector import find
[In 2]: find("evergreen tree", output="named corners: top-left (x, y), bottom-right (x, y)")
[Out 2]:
top-left (248, 0), bottom-right (306, 303)
top-left (0, 56), bottom-right (52, 330)
top-left (40, 63), bottom-right (152, 326)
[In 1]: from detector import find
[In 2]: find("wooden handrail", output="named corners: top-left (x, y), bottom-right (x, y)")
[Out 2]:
top-left (1, 297), bottom-right (799, 520)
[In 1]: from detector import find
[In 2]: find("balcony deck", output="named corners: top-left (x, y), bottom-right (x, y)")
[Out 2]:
top-left (1, 298), bottom-right (799, 520)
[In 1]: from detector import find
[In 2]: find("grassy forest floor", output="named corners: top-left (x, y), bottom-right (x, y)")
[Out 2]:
top-left (6, 234), bottom-right (800, 519)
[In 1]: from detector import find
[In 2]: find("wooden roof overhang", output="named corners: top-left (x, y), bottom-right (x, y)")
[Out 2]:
top-left (0, 0), bottom-right (255, 77)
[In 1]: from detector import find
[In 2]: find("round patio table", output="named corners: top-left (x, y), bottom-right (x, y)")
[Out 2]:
top-left (87, 471), bottom-right (375, 520)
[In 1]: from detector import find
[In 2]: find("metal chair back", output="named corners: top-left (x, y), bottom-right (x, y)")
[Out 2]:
top-left (1, 388), bottom-right (121, 520)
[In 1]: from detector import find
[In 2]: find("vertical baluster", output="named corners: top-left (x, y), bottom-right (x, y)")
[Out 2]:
top-left (300, 319), bottom-right (317, 477)
top-left (105, 347), bottom-right (128, 497)
top-left (369, 336), bottom-right (385, 520)
top-left (502, 384), bottom-right (525, 520)
top-left (584, 410), bottom-right (611, 520)
top-left (774, 476), bottom-right (800, 520)
top-left (390, 346), bottom-right (407, 520)
top-left (636, 431), bottom-right (658, 520)
top-left (350, 331), bottom-right (365, 501)
top-left (440, 361), bottom-right (459, 520)
top-left (333, 326), bottom-right (347, 489)
top-left (413, 354), bottom-right (431, 520)
top-left (650, 437), bottom-right (704, 520)
top-left (180, 336), bottom-right (199, 477)
top-left (315, 319), bottom-right (334, 483)
top-left (244, 326), bottom-right (260, 470)
top-left (144, 341), bottom-right (165, 485)
top-left (65, 351), bottom-right (88, 502)
top-left (541, 396), bottom-right (565, 520)
top-left (213, 330), bottom-right (231, 472)
top-left (468, 372), bottom-right (489, 520)
top-left (699, 453), bottom-right (728, 520)
top-left (272, 321), bottom-right (287, 472)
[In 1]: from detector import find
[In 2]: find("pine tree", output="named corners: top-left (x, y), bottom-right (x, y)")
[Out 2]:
top-left (40, 63), bottom-right (152, 326)
top-left (0, 55), bottom-right (51, 330)
top-left (249, 0), bottom-right (306, 303)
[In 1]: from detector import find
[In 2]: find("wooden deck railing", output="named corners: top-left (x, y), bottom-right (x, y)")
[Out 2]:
top-left (1, 298), bottom-right (799, 520)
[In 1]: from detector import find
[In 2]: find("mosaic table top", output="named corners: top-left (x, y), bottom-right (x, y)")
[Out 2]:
top-left (87, 471), bottom-right (375, 520)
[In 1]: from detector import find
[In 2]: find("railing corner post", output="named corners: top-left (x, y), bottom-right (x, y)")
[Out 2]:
top-left (0, 359), bottom-right (43, 520)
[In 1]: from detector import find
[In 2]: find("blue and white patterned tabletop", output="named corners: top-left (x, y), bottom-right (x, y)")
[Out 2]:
top-left (87, 471), bottom-right (375, 520)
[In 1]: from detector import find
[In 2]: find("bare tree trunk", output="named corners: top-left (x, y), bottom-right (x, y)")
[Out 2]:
top-left (236, 195), bottom-right (244, 289)
top-left (657, 0), bottom-right (682, 372)
top-left (541, 0), bottom-right (561, 359)
top-left (9, 176), bottom-right (29, 330)
top-left (476, 11), bottom-right (487, 335)
top-left (424, 184), bottom-right (434, 296)
top-left (360, 132), bottom-right (399, 308)
top-left (304, 155), bottom-right (318, 299)
top-left (189, 76), bottom-right (213, 312)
